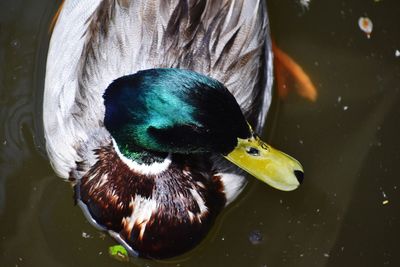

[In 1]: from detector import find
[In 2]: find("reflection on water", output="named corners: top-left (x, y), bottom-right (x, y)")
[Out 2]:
top-left (1, 0), bottom-right (399, 266)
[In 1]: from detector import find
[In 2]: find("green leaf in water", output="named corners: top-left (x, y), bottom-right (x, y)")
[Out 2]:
top-left (108, 245), bottom-right (129, 262)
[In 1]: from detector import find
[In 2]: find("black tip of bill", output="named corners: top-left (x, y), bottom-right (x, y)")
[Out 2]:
top-left (294, 170), bottom-right (304, 184)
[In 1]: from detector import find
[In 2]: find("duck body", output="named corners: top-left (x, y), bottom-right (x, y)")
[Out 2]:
top-left (44, 0), bottom-right (302, 259)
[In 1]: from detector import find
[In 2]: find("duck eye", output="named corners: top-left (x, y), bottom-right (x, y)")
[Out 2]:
top-left (246, 147), bottom-right (260, 156)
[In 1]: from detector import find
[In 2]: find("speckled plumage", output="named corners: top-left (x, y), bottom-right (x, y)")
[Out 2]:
top-left (44, 0), bottom-right (273, 259)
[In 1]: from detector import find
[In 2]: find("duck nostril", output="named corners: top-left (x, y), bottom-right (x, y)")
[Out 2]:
top-left (294, 170), bottom-right (304, 184)
top-left (246, 147), bottom-right (260, 156)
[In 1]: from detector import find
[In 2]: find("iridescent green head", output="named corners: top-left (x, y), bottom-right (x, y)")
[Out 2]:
top-left (104, 68), bottom-right (249, 154)
top-left (103, 68), bottom-right (303, 191)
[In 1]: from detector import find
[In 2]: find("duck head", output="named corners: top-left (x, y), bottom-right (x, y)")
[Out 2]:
top-left (103, 68), bottom-right (303, 191)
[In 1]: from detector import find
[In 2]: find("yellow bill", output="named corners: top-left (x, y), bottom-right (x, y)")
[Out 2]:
top-left (224, 134), bottom-right (304, 191)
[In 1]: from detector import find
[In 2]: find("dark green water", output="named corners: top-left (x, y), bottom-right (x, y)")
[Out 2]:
top-left (1, 0), bottom-right (399, 266)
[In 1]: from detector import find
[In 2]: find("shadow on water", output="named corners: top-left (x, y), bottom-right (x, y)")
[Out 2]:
top-left (1, 0), bottom-right (400, 266)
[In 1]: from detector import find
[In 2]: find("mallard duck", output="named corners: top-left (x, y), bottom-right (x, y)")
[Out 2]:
top-left (44, 0), bottom-right (304, 259)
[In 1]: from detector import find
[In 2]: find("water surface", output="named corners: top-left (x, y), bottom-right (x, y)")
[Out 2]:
top-left (1, 0), bottom-right (399, 266)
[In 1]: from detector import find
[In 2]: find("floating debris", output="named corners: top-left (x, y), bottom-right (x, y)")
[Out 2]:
top-left (358, 17), bottom-right (373, 38)
top-left (10, 39), bottom-right (21, 49)
top-left (99, 233), bottom-right (106, 240)
top-left (299, 0), bottom-right (311, 9)
top-left (109, 245), bottom-right (129, 262)
top-left (81, 232), bottom-right (91, 239)
top-left (381, 190), bottom-right (389, 205)
top-left (249, 230), bottom-right (263, 245)
top-left (343, 106), bottom-right (349, 111)
top-left (395, 50), bottom-right (400, 57)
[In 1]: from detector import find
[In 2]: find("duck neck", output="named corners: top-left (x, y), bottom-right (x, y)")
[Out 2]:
top-left (111, 137), bottom-right (168, 165)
